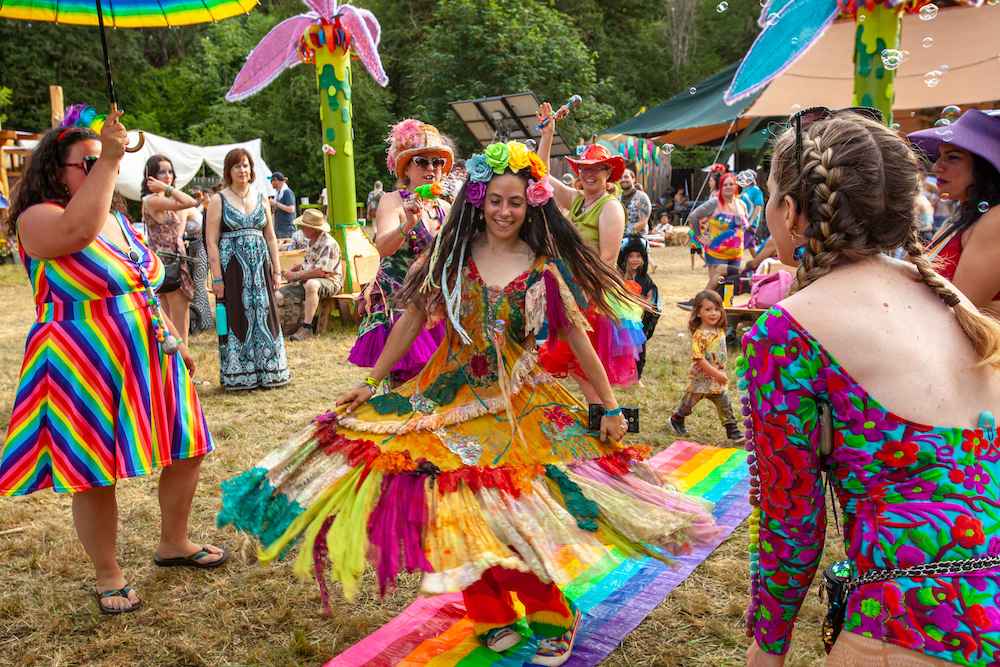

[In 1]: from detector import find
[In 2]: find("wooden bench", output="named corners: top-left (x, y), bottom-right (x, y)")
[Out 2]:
top-left (316, 253), bottom-right (381, 333)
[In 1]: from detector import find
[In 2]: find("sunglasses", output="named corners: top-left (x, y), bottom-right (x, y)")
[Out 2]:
top-left (412, 156), bottom-right (447, 169)
top-left (791, 106), bottom-right (884, 172)
top-left (63, 155), bottom-right (99, 175)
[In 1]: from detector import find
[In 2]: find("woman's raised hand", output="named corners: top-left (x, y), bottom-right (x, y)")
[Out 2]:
top-left (99, 109), bottom-right (128, 162)
top-left (145, 177), bottom-right (170, 194)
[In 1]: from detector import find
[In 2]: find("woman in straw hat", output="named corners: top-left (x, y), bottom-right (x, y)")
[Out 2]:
top-left (909, 109), bottom-right (1000, 318)
top-left (219, 139), bottom-right (716, 666)
top-left (347, 119), bottom-right (453, 386)
top-left (534, 102), bottom-right (646, 402)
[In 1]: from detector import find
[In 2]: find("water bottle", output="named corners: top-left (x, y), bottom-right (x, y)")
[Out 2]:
top-left (216, 300), bottom-right (228, 338)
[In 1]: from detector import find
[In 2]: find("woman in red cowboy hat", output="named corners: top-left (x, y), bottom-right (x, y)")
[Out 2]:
top-left (909, 109), bottom-right (1000, 318)
top-left (534, 102), bottom-right (646, 401)
top-left (347, 119), bottom-right (454, 385)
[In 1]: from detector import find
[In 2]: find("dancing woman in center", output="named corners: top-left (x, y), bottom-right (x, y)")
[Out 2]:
top-left (219, 141), bottom-right (716, 666)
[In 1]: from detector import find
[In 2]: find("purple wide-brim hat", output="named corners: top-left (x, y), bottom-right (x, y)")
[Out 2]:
top-left (908, 109), bottom-right (1000, 175)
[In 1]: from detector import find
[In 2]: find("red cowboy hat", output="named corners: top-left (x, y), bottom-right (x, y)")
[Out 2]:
top-left (566, 144), bottom-right (626, 182)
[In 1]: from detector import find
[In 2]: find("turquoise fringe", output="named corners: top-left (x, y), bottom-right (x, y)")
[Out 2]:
top-left (217, 467), bottom-right (304, 548)
top-left (544, 464), bottom-right (599, 532)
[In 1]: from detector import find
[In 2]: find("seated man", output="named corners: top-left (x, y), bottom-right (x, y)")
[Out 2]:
top-left (280, 209), bottom-right (344, 341)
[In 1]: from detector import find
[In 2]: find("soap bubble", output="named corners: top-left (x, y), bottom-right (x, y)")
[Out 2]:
top-left (890, 122), bottom-right (901, 131)
top-left (941, 105), bottom-right (961, 118)
top-left (933, 118), bottom-right (952, 127)
top-left (923, 70), bottom-right (942, 87)
top-left (978, 201), bottom-right (991, 213)
top-left (791, 36), bottom-right (799, 45)
top-left (936, 128), bottom-right (954, 141)
top-left (922, 36), bottom-right (934, 48)
top-left (919, 3), bottom-right (938, 21)
top-left (689, 87), bottom-right (697, 95)
top-left (717, 1), bottom-right (728, 12)
top-left (881, 49), bottom-right (904, 70)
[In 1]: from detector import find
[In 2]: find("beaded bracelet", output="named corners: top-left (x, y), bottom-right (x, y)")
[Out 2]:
top-left (604, 407), bottom-right (623, 417)
top-left (363, 376), bottom-right (379, 395)
top-left (212, 278), bottom-right (224, 284)
top-left (165, 185), bottom-right (174, 198)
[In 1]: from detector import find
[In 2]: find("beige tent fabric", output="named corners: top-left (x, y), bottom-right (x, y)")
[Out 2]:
top-left (746, 5), bottom-right (1000, 118)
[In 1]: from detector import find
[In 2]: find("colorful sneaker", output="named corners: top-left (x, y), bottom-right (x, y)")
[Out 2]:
top-left (530, 610), bottom-right (581, 666)
top-left (482, 624), bottom-right (521, 653)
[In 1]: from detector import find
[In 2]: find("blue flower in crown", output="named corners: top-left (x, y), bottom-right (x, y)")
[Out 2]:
top-left (466, 154), bottom-right (493, 183)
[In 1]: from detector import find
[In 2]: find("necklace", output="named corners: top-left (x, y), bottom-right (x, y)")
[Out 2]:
top-left (228, 185), bottom-right (253, 211)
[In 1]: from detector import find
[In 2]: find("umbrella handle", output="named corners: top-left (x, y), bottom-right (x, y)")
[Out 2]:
top-left (126, 131), bottom-right (146, 154)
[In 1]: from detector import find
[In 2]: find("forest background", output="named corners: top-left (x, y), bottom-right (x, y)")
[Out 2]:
top-left (0, 0), bottom-right (762, 200)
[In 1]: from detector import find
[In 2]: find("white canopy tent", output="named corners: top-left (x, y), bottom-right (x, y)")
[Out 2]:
top-left (117, 131), bottom-right (275, 200)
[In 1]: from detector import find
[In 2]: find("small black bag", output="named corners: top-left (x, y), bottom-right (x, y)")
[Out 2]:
top-left (156, 250), bottom-right (192, 294)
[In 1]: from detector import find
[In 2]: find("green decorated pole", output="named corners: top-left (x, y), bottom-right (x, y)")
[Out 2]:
top-left (853, 5), bottom-right (901, 125)
top-left (309, 21), bottom-right (362, 292)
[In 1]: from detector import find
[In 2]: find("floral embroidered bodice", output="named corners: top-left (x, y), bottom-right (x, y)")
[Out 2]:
top-left (741, 306), bottom-right (999, 665)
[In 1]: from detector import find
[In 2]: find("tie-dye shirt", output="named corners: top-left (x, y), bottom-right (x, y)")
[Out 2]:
top-left (740, 306), bottom-right (1000, 665)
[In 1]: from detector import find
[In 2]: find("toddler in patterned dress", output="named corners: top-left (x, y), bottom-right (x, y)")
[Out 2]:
top-left (669, 290), bottom-right (743, 443)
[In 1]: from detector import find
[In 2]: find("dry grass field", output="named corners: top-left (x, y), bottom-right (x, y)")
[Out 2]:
top-left (0, 245), bottom-right (835, 666)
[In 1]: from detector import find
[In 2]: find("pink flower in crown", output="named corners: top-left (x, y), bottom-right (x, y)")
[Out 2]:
top-left (526, 178), bottom-right (553, 207)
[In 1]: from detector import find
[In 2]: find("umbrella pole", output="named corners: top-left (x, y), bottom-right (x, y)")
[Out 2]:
top-left (92, 0), bottom-right (145, 152)
top-left (93, 0), bottom-right (117, 107)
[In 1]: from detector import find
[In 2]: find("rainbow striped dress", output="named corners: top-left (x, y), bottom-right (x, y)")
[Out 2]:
top-left (0, 212), bottom-right (213, 495)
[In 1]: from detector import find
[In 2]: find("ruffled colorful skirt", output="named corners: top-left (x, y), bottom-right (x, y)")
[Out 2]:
top-left (217, 335), bottom-right (716, 609)
top-left (539, 295), bottom-right (646, 388)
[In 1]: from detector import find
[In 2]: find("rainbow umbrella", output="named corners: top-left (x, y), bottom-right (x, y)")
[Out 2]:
top-left (0, 0), bottom-right (258, 114)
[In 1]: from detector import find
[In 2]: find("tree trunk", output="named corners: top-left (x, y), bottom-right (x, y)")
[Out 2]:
top-left (664, 0), bottom-right (698, 75)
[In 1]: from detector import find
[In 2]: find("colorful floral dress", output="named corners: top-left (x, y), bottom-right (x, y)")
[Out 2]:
top-left (0, 212), bottom-right (213, 494)
top-left (741, 306), bottom-right (1000, 665)
top-left (219, 256), bottom-right (717, 607)
top-left (347, 208), bottom-right (445, 384)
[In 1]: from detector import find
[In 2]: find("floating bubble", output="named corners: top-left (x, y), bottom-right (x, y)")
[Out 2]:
top-left (716, 1), bottom-right (728, 12)
top-left (922, 36), bottom-right (934, 48)
top-left (881, 49), bottom-right (904, 70)
top-left (937, 128), bottom-right (954, 141)
top-left (765, 14), bottom-right (779, 27)
top-left (979, 201), bottom-right (991, 213)
top-left (923, 70), bottom-right (942, 87)
top-left (890, 122), bottom-right (902, 131)
top-left (689, 87), bottom-right (697, 95)
top-left (941, 104), bottom-right (961, 118)
top-left (939, 64), bottom-right (950, 72)
top-left (791, 36), bottom-right (799, 45)
top-left (919, 3), bottom-right (938, 20)
top-left (933, 118), bottom-right (952, 127)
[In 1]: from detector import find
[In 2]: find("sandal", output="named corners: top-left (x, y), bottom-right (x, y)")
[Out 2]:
top-left (153, 545), bottom-right (229, 569)
top-left (96, 583), bottom-right (142, 615)
top-left (482, 624), bottom-right (522, 653)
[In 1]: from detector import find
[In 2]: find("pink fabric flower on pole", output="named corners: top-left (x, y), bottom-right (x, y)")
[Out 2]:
top-left (527, 179), bottom-right (553, 207)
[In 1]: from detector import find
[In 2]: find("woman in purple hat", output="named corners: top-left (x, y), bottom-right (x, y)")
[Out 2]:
top-left (909, 109), bottom-right (1000, 317)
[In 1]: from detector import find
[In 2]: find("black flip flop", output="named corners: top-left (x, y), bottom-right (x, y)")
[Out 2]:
top-left (96, 583), bottom-right (142, 615)
top-left (153, 545), bottom-right (229, 569)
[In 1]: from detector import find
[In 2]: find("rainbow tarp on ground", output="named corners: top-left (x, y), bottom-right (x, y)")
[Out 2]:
top-left (325, 440), bottom-right (750, 667)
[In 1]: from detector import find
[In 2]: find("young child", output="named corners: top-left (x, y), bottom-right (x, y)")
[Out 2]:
top-left (669, 290), bottom-right (743, 443)
top-left (617, 235), bottom-right (660, 379)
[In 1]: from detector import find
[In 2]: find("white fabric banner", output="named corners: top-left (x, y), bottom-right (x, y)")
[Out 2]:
top-left (117, 131), bottom-right (275, 200)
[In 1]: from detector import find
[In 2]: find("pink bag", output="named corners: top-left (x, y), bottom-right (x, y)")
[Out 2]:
top-left (748, 269), bottom-right (793, 308)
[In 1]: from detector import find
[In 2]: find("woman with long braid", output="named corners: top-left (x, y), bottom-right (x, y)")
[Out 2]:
top-left (743, 109), bottom-right (1000, 666)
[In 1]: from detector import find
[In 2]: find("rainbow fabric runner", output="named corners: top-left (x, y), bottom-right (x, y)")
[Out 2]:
top-left (325, 440), bottom-right (750, 667)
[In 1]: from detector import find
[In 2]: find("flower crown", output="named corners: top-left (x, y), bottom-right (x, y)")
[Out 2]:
top-left (464, 141), bottom-right (552, 208)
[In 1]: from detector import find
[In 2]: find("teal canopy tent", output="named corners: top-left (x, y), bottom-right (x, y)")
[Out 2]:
top-left (602, 63), bottom-right (766, 145)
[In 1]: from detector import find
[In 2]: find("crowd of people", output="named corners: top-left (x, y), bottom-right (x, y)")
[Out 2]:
top-left (0, 97), bottom-right (998, 667)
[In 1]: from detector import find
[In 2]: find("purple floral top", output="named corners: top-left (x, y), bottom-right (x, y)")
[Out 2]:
top-left (740, 306), bottom-right (999, 665)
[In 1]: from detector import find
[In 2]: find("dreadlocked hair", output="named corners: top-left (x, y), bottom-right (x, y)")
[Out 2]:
top-left (9, 126), bottom-right (98, 234)
top-left (396, 169), bottom-right (642, 318)
top-left (771, 113), bottom-right (1000, 367)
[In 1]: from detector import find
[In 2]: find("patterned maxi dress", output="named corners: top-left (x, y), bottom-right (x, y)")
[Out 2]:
top-left (217, 193), bottom-right (290, 391)
top-left (742, 306), bottom-right (1000, 665)
top-left (347, 208), bottom-right (446, 384)
top-left (218, 256), bottom-right (718, 607)
top-left (0, 212), bottom-right (213, 494)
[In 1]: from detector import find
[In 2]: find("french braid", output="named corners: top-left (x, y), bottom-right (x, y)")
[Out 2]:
top-left (772, 113), bottom-right (1000, 366)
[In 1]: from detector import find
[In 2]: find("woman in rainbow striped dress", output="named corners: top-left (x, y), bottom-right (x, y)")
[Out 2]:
top-left (0, 109), bottom-right (226, 615)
